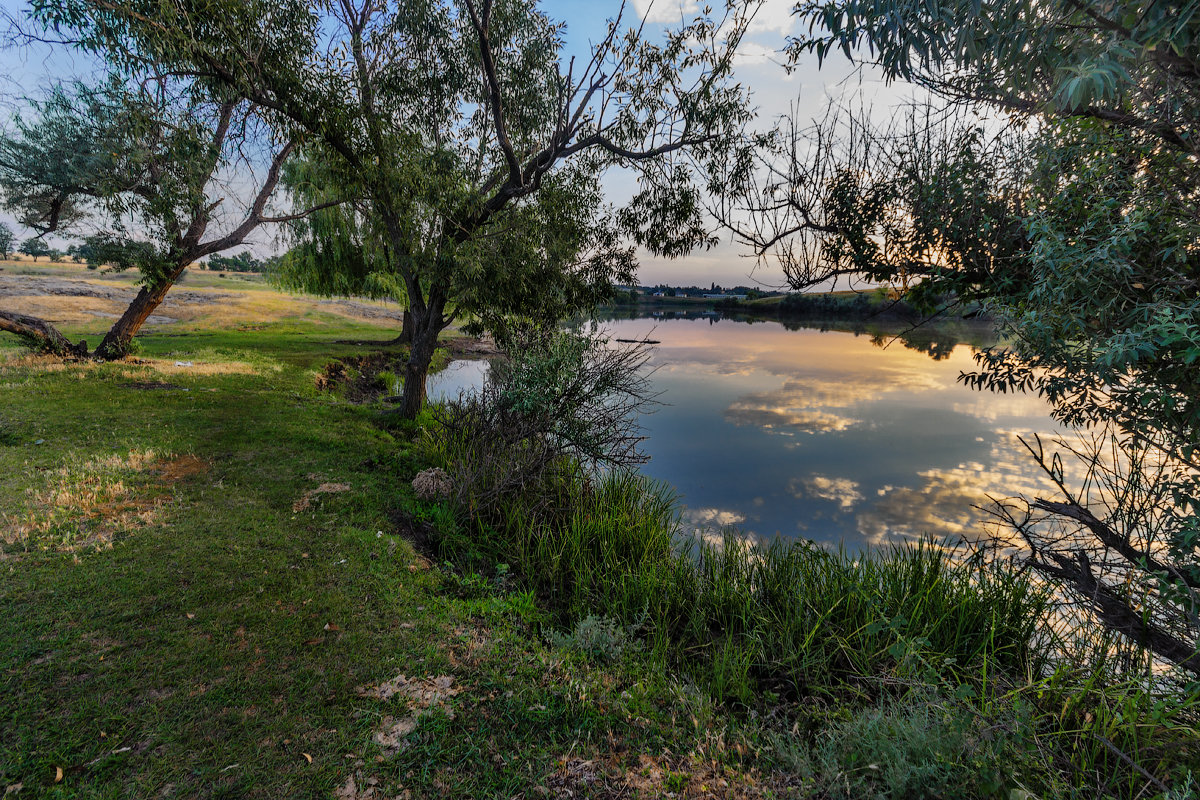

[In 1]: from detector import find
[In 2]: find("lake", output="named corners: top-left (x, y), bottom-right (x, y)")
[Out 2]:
top-left (429, 312), bottom-right (1068, 551)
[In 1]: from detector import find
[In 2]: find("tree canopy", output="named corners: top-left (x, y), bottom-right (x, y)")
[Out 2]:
top-left (32, 0), bottom-right (758, 414)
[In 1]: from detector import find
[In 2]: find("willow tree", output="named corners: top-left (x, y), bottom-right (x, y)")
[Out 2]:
top-left (0, 75), bottom-right (312, 358)
top-left (35, 0), bottom-right (757, 416)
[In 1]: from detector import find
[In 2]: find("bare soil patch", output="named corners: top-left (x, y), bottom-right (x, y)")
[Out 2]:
top-left (1, 451), bottom-right (211, 552)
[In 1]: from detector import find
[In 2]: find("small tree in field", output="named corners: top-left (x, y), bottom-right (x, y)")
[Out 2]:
top-left (0, 223), bottom-right (13, 259)
top-left (0, 73), bottom-right (322, 358)
top-left (18, 236), bottom-right (49, 261)
top-left (38, 0), bottom-right (758, 416)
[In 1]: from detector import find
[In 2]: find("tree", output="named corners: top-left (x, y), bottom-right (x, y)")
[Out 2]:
top-left (36, 0), bottom-right (757, 416)
top-left (0, 223), bottom-right (13, 259)
top-left (18, 236), bottom-right (49, 261)
top-left (208, 251), bottom-right (265, 273)
top-left (0, 75), bottom-right (316, 358)
top-left (744, 0), bottom-right (1200, 674)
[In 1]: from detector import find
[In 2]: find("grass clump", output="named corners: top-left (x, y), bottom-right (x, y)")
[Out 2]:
top-left (547, 613), bottom-right (637, 663)
top-left (771, 690), bottom-right (1019, 799)
top-left (0, 415), bottom-right (20, 446)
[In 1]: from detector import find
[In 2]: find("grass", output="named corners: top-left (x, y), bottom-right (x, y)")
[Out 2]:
top-left (415, 428), bottom-right (1047, 702)
top-left (1, 262), bottom-right (1197, 798)
top-left (0, 275), bottom-right (783, 798)
top-left (419, 384), bottom-right (1200, 798)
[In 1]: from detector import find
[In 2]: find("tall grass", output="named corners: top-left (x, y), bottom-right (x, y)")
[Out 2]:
top-left (420, 421), bottom-right (1046, 701)
top-left (417, 410), bottom-right (1200, 796)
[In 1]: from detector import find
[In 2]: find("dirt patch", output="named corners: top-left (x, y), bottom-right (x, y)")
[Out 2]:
top-left (315, 352), bottom-right (406, 402)
top-left (442, 334), bottom-right (500, 359)
top-left (86, 310), bottom-right (176, 325)
top-left (1, 451), bottom-right (210, 553)
top-left (317, 298), bottom-right (407, 322)
top-left (0, 276), bottom-right (130, 301)
top-left (292, 481), bottom-right (351, 513)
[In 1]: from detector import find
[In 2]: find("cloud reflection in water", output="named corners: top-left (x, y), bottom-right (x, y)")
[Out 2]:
top-left (599, 316), bottom-right (1068, 550)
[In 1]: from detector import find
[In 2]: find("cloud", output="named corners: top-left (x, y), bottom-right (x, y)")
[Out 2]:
top-left (630, 0), bottom-right (702, 25)
top-left (682, 506), bottom-right (747, 528)
top-left (854, 431), bottom-right (1075, 547)
top-left (745, 0), bottom-right (801, 37)
top-left (790, 475), bottom-right (864, 509)
top-left (725, 404), bottom-right (858, 434)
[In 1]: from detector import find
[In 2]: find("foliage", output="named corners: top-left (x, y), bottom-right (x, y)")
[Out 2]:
top-left (722, 106), bottom-right (1031, 310)
top-left (792, 0), bottom-right (1200, 155)
top-left (33, 0), bottom-right (758, 414)
top-left (207, 251), bottom-right (268, 273)
top-left (756, 0), bottom-right (1200, 676)
top-left (18, 236), bottom-right (50, 261)
top-left (546, 613), bottom-right (635, 663)
top-left (429, 327), bottom-right (657, 516)
top-left (771, 691), bottom-right (1022, 799)
top-left (0, 223), bottom-right (14, 259)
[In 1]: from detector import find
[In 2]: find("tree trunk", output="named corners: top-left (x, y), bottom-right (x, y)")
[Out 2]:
top-left (388, 309), bottom-right (413, 346)
top-left (398, 305), bottom-right (443, 419)
top-left (0, 310), bottom-right (83, 356)
top-left (93, 265), bottom-right (186, 360)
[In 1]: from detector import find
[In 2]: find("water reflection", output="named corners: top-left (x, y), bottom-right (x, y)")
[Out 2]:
top-left (442, 312), bottom-right (1067, 552)
top-left (599, 314), bottom-right (1066, 551)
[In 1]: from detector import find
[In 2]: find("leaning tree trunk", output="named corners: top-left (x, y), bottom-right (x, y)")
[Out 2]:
top-left (93, 264), bottom-right (187, 360)
top-left (0, 310), bottom-right (85, 356)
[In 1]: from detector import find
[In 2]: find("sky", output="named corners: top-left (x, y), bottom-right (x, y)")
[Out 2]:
top-left (546, 0), bottom-right (917, 288)
top-left (0, 0), bottom-right (917, 288)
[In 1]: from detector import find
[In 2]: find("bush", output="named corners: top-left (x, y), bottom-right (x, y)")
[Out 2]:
top-left (429, 326), bottom-right (656, 517)
top-left (547, 613), bottom-right (635, 662)
top-left (772, 690), bottom-right (1024, 799)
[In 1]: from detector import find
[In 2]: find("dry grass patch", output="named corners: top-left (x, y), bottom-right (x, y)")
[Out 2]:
top-left (0, 294), bottom-right (131, 325)
top-left (140, 357), bottom-right (265, 376)
top-left (539, 751), bottom-right (785, 799)
top-left (356, 674), bottom-right (462, 757)
top-left (292, 481), bottom-right (352, 512)
top-left (1, 450), bottom-right (210, 553)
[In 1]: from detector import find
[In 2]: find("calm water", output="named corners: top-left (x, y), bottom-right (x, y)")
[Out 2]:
top-left (431, 313), bottom-right (1066, 550)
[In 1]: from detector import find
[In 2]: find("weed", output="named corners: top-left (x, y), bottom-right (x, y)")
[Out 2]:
top-left (547, 613), bottom-right (634, 663)
top-left (0, 416), bottom-right (18, 446)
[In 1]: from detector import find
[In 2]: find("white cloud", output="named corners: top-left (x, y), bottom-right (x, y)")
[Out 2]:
top-left (630, 0), bottom-right (702, 25)
top-left (791, 475), bottom-right (864, 509)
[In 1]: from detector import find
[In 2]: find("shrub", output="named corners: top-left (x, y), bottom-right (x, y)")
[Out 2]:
top-left (547, 613), bottom-right (634, 662)
top-left (428, 326), bottom-right (657, 518)
top-left (772, 690), bottom-right (1024, 799)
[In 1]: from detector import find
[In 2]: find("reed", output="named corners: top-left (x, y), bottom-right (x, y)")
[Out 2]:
top-left (421, 421), bottom-right (1046, 700)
